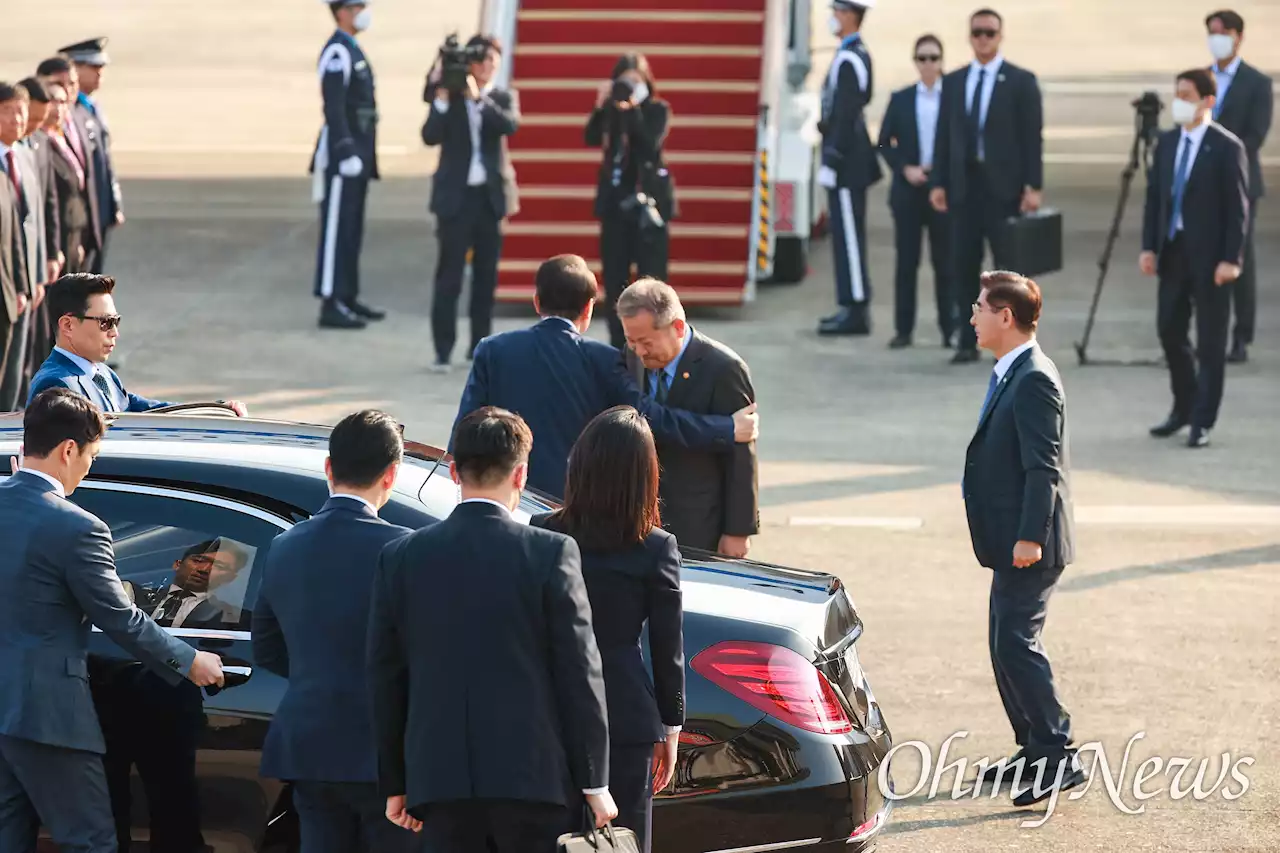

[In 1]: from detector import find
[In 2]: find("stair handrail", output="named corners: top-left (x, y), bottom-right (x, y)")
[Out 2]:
top-left (480, 0), bottom-right (520, 89)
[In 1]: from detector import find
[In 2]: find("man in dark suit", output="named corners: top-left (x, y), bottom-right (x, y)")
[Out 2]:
top-left (36, 56), bottom-right (102, 273)
top-left (1141, 69), bottom-right (1248, 448)
top-left (253, 410), bottom-right (420, 853)
top-left (930, 8), bottom-right (1044, 364)
top-left (423, 34), bottom-right (519, 370)
top-left (61, 38), bottom-right (123, 276)
top-left (0, 388), bottom-right (224, 853)
top-left (878, 34), bottom-right (954, 349)
top-left (961, 272), bottom-right (1082, 807)
top-left (1204, 10), bottom-right (1272, 364)
top-left (617, 278), bottom-right (758, 557)
top-left (369, 407), bottom-right (615, 851)
top-left (0, 82), bottom-right (32, 411)
top-left (816, 0), bottom-right (882, 336)
top-left (29, 273), bottom-right (249, 414)
top-left (452, 254), bottom-right (758, 499)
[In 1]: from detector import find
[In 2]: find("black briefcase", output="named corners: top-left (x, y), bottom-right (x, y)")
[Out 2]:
top-left (993, 208), bottom-right (1063, 279)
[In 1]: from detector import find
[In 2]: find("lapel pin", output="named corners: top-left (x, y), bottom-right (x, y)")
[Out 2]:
top-left (682, 372), bottom-right (690, 380)
top-left (997, 74), bottom-right (1006, 82)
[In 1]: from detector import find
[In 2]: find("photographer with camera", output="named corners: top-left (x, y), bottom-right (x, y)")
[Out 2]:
top-left (422, 34), bottom-right (519, 373)
top-left (585, 54), bottom-right (675, 351)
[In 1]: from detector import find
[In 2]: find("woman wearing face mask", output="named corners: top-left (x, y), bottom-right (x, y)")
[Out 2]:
top-left (585, 53), bottom-right (675, 350)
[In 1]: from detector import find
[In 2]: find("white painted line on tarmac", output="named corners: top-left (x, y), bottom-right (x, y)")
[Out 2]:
top-left (789, 516), bottom-right (925, 529)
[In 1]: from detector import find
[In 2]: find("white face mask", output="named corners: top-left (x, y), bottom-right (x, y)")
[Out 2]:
top-left (828, 14), bottom-right (842, 36)
top-left (353, 7), bottom-right (372, 32)
top-left (630, 81), bottom-right (650, 103)
top-left (1170, 97), bottom-right (1201, 126)
top-left (1208, 33), bottom-right (1235, 62)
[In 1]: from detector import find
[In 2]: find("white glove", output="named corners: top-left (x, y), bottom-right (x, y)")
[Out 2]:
top-left (817, 165), bottom-right (837, 189)
top-left (338, 156), bottom-right (364, 178)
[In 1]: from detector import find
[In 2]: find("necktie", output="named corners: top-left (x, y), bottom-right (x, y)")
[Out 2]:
top-left (978, 369), bottom-right (999, 424)
top-left (3, 150), bottom-right (19, 201)
top-left (653, 370), bottom-right (671, 404)
top-left (1167, 136), bottom-right (1193, 242)
top-left (154, 590), bottom-right (194, 626)
top-left (967, 69), bottom-right (986, 160)
top-left (91, 371), bottom-right (116, 412)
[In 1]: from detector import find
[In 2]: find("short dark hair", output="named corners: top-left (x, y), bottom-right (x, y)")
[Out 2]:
top-left (1205, 9), bottom-right (1244, 34)
top-left (48, 273), bottom-right (115, 325)
top-left (24, 388), bottom-right (108, 458)
top-left (0, 82), bottom-right (26, 105)
top-left (551, 407), bottom-right (661, 551)
top-left (970, 8), bottom-right (1003, 26)
top-left (535, 255), bottom-right (599, 318)
top-left (18, 77), bottom-right (49, 103)
top-left (914, 34), bottom-right (943, 56)
top-left (980, 270), bottom-right (1041, 333)
top-left (467, 33), bottom-right (503, 57)
top-left (36, 56), bottom-right (72, 78)
top-left (1177, 69), bottom-right (1216, 100)
top-left (180, 537), bottom-right (249, 571)
top-left (328, 1), bottom-right (349, 19)
top-left (328, 410), bottom-right (404, 488)
top-left (451, 407), bottom-right (532, 488)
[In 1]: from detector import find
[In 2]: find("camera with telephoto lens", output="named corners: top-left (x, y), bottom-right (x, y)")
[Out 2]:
top-left (432, 32), bottom-right (488, 95)
top-left (619, 192), bottom-right (665, 230)
top-left (610, 77), bottom-right (637, 106)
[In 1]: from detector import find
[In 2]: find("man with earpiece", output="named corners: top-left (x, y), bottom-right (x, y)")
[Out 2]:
top-left (311, 0), bottom-right (385, 330)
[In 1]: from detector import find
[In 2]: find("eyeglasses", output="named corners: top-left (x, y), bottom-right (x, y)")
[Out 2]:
top-left (971, 301), bottom-right (1009, 315)
top-left (971, 28), bottom-right (1000, 38)
top-left (915, 54), bottom-right (942, 63)
top-left (75, 313), bottom-right (122, 331)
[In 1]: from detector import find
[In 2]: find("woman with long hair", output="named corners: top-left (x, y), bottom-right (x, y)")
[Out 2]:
top-left (531, 406), bottom-right (683, 852)
top-left (584, 53), bottom-right (676, 350)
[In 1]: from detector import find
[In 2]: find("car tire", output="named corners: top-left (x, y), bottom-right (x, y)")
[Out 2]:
top-left (769, 236), bottom-right (808, 284)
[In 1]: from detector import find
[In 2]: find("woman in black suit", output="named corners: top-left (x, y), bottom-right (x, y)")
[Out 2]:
top-left (531, 406), bottom-right (683, 852)
top-left (585, 53), bottom-right (675, 350)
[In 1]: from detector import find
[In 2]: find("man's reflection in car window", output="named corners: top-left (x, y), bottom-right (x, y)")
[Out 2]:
top-left (146, 538), bottom-right (251, 628)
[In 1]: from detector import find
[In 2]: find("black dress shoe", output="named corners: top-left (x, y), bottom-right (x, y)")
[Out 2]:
top-left (977, 749), bottom-right (1026, 784)
top-left (1226, 340), bottom-right (1248, 364)
top-left (1149, 413), bottom-right (1189, 438)
top-left (318, 300), bottom-right (366, 330)
top-left (346, 299), bottom-right (386, 321)
top-left (1187, 426), bottom-right (1211, 448)
top-left (1012, 754), bottom-right (1088, 807)
top-left (888, 334), bottom-right (912, 349)
top-left (818, 308), bottom-right (871, 336)
top-left (950, 348), bottom-right (980, 364)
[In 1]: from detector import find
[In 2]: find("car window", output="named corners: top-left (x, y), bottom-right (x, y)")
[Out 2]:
top-left (70, 485), bottom-right (286, 632)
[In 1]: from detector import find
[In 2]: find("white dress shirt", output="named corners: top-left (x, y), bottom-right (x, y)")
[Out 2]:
top-left (54, 345), bottom-right (101, 378)
top-left (1213, 56), bottom-right (1243, 110)
top-left (0, 140), bottom-right (20, 188)
top-left (1172, 120), bottom-right (1212, 232)
top-left (994, 339), bottom-right (1036, 382)
top-left (915, 80), bottom-right (942, 168)
top-left (965, 54), bottom-right (1005, 161)
top-left (19, 468), bottom-right (66, 498)
top-left (331, 492), bottom-right (378, 513)
top-left (433, 85), bottom-right (495, 186)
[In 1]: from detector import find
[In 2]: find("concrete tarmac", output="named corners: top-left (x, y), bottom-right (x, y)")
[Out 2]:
top-left (5, 0), bottom-right (1279, 850)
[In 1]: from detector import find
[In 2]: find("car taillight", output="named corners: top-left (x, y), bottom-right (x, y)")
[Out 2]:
top-left (691, 641), bottom-right (853, 735)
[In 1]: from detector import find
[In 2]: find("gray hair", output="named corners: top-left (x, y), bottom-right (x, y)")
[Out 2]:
top-left (615, 278), bottom-right (686, 327)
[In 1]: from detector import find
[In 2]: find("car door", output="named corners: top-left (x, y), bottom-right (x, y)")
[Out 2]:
top-left (72, 481), bottom-right (294, 853)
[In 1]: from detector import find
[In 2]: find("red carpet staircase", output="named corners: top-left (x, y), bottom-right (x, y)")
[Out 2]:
top-left (500, 0), bottom-right (767, 304)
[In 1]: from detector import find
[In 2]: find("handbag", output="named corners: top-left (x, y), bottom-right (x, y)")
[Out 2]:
top-left (556, 807), bottom-right (641, 853)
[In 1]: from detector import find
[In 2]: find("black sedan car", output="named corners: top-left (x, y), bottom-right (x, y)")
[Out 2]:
top-left (2, 410), bottom-right (893, 853)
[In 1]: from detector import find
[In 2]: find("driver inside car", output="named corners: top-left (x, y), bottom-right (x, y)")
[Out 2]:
top-left (28, 272), bottom-right (249, 415)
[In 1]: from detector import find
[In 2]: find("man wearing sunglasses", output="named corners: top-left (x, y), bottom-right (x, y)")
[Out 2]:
top-left (877, 35), bottom-right (955, 350)
top-left (27, 273), bottom-right (248, 415)
top-left (930, 8), bottom-right (1044, 365)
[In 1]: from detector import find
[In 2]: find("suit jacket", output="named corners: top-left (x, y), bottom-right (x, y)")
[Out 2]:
top-left (452, 318), bottom-right (734, 500)
top-left (0, 471), bottom-right (196, 753)
top-left (585, 98), bottom-right (677, 220)
top-left (13, 141), bottom-right (58, 288)
top-left (253, 496), bottom-right (412, 783)
top-left (963, 345), bottom-right (1074, 573)
top-left (0, 178), bottom-right (28, 326)
top-left (43, 131), bottom-right (90, 258)
top-left (126, 582), bottom-right (235, 629)
top-left (628, 329), bottom-right (758, 551)
top-left (75, 96), bottom-right (122, 228)
top-left (312, 30), bottom-right (380, 181)
top-left (423, 87), bottom-right (519, 219)
top-left (368, 501), bottom-right (608, 809)
top-left (1142, 123), bottom-right (1249, 279)
top-left (531, 515), bottom-right (684, 745)
top-left (29, 349), bottom-right (173, 412)
top-left (1212, 60), bottom-right (1273, 199)
top-left (66, 109), bottom-right (102, 251)
top-left (877, 83), bottom-right (935, 211)
top-left (932, 60), bottom-right (1043, 204)
top-left (818, 35), bottom-right (883, 190)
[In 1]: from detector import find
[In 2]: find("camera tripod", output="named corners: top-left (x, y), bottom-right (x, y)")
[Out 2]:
top-left (1074, 96), bottom-right (1165, 367)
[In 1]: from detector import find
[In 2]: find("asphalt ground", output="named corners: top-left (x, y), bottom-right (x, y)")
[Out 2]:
top-left (5, 1), bottom-right (1280, 850)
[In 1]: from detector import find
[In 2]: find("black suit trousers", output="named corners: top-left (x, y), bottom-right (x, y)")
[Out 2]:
top-left (432, 186), bottom-right (503, 362)
top-left (952, 165), bottom-right (1020, 351)
top-left (599, 212), bottom-right (669, 350)
top-left (892, 191), bottom-right (954, 340)
top-left (419, 799), bottom-right (571, 853)
top-left (0, 315), bottom-right (17, 412)
top-left (0, 733), bottom-right (117, 853)
top-left (313, 174), bottom-right (370, 304)
top-left (988, 564), bottom-right (1072, 762)
top-left (610, 743), bottom-right (655, 853)
top-left (1157, 238), bottom-right (1233, 428)
top-left (293, 780), bottom-right (423, 853)
top-left (1230, 198), bottom-right (1259, 345)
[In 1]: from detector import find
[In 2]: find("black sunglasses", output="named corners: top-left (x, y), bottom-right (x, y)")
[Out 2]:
top-left (75, 313), bottom-right (122, 331)
top-left (915, 54), bottom-right (942, 63)
top-left (971, 27), bottom-right (1000, 38)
